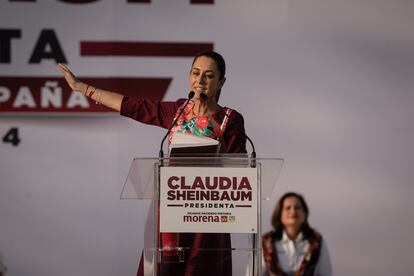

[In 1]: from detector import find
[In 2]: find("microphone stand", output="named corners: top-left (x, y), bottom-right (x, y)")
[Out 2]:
top-left (216, 106), bottom-right (256, 166)
top-left (200, 91), bottom-right (256, 164)
top-left (159, 91), bottom-right (195, 166)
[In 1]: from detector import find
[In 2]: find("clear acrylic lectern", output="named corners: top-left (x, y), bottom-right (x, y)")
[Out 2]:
top-left (121, 154), bottom-right (283, 276)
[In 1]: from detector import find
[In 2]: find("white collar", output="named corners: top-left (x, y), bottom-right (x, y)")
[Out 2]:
top-left (281, 230), bottom-right (304, 242)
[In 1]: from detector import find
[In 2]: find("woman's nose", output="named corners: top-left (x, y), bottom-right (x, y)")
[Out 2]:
top-left (198, 74), bottom-right (206, 84)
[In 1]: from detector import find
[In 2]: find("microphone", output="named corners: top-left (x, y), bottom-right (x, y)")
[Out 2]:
top-left (200, 92), bottom-right (208, 100)
top-left (159, 91), bottom-right (195, 162)
top-left (219, 108), bottom-right (256, 167)
top-left (193, 91), bottom-right (255, 165)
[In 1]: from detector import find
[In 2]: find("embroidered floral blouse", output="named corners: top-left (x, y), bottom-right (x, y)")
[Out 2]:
top-left (168, 100), bottom-right (232, 145)
top-left (120, 97), bottom-right (247, 153)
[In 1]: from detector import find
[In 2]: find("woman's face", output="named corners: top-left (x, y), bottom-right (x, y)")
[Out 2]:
top-left (189, 56), bottom-right (225, 101)
top-left (281, 196), bottom-right (307, 229)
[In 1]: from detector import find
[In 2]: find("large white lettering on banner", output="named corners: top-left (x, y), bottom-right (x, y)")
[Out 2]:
top-left (160, 167), bottom-right (258, 233)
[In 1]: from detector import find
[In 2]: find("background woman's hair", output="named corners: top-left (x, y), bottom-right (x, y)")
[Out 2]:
top-left (192, 51), bottom-right (226, 103)
top-left (271, 192), bottom-right (314, 240)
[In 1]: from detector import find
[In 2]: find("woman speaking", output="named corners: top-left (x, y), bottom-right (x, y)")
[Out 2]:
top-left (58, 51), bottom-right (247, 276)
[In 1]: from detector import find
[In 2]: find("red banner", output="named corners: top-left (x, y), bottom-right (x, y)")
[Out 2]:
top-left (0, 77), bottom-right (171, 114)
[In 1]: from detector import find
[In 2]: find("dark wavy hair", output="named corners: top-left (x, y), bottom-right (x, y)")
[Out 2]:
top-left (191, 51), bottom-right (226, 103)
top-left (271, 192), bottom-right (314, 240)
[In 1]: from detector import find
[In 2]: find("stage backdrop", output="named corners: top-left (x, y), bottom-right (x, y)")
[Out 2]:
top-left (1, 0), bottom-right (414, 275)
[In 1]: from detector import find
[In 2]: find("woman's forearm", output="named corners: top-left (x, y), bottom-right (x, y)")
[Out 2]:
top-left (82, 83), bottom-right (124, 112)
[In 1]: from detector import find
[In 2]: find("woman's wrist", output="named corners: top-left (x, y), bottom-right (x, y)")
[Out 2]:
top-left (78, 82), bottom-right (88, 95)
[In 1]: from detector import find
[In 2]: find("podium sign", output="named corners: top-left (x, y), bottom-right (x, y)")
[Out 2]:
top-left (159, 166), bottom-right (258, 233)
top-left (121, 156), bottom-right (284, 276)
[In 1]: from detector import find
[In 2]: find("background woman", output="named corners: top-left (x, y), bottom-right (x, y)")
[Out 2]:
top-left (58, 51), bottom-right (246, 276)
top-left (262, 192), bottom-right (332, 276)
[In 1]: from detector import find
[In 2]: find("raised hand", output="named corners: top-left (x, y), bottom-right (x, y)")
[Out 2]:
top-left (58, 63), bottom-right (86, 93)
top-left (57, 63), bottom-right (124, 111)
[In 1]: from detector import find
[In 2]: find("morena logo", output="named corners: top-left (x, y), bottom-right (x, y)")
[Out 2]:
top-left (183, 215), bottom-right (220, 223)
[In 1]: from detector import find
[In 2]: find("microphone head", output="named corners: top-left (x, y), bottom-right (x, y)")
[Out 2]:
top-left (188, 91), bottom-right (195, 99)
top-left (200, 92), bottom-right (208, 100)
